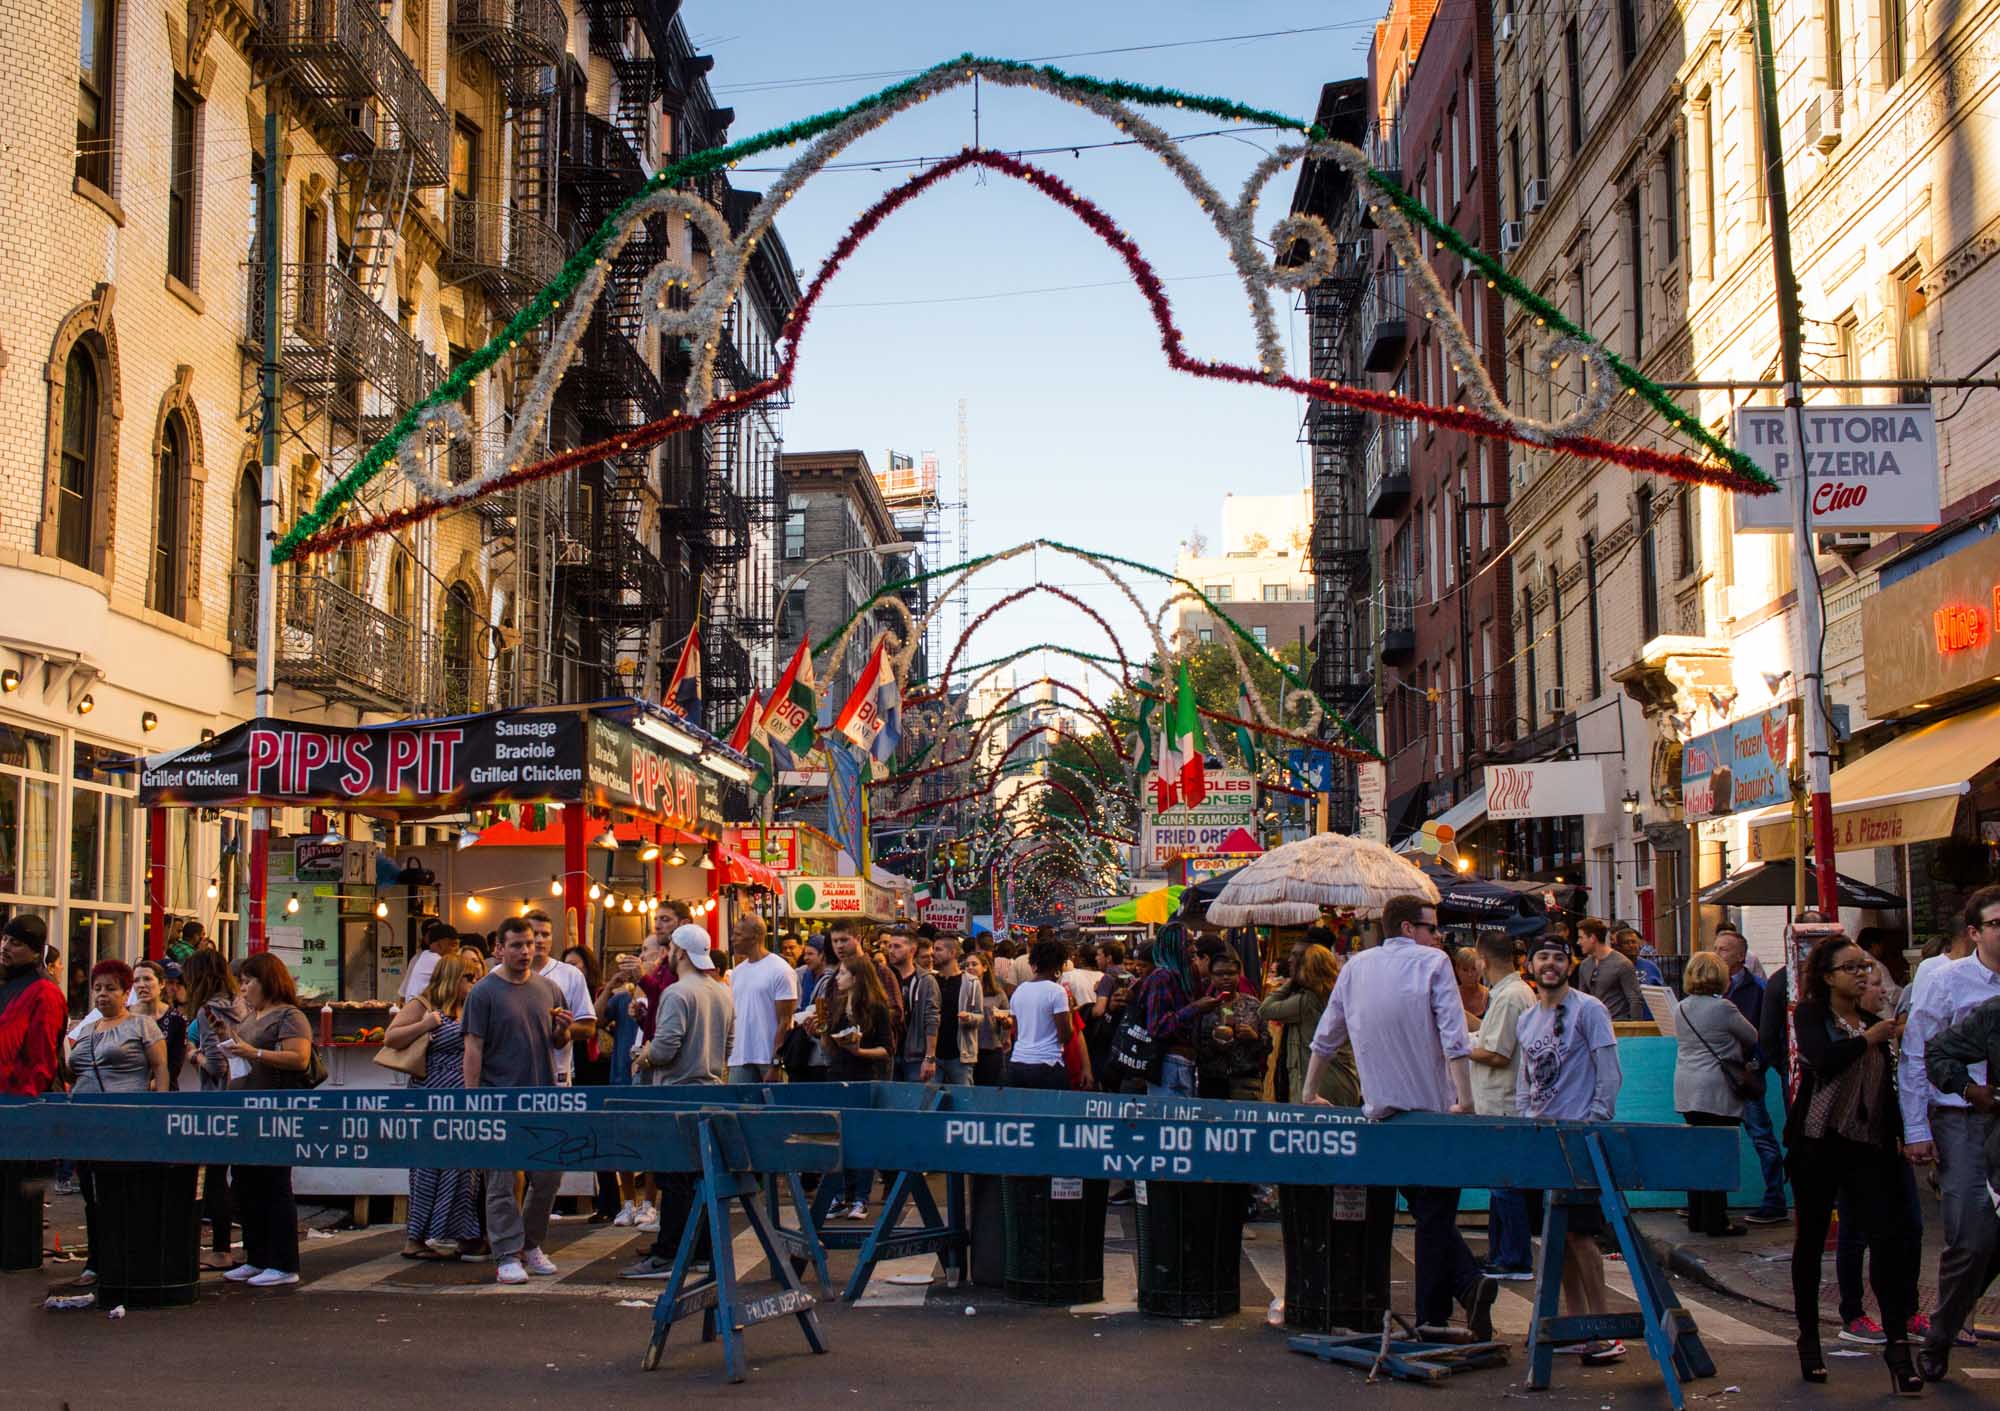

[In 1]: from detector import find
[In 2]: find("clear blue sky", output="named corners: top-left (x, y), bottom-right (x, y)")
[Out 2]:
top-left (692, 2), bottom-right (1380, 685)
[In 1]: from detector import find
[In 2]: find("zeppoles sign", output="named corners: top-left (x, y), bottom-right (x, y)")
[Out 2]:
top-left (139, 712), bottom-right (584, 809)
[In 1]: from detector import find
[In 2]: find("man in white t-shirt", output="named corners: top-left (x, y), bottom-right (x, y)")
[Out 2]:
top-left (526, 909), bottom-right (596, 1084)
top-left (724, 914), bottom-right (797, 1083)
top-left (399, 919), bottom-right (461, 1002)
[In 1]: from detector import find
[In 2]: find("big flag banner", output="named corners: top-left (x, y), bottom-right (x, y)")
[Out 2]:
top-left (761, 639), bottom-right (818, 756)
top-left (729, 691), bottom-right (773, 793)
top-left (1152, 660), bottom-right (1208, 812)
top-left (665, 624), bottom-right (703, 726)
top-left (833, 638), bottom-right (902, 772)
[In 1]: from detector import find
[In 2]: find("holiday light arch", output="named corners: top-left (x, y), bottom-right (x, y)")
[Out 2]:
top-left (273, 55), bottom-right (1777, 568)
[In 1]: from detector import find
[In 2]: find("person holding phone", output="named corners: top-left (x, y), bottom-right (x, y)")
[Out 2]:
top-left (819, 954), bottom-right (893, 1218)
top-left (222, 952), bottom-right (314, 1288)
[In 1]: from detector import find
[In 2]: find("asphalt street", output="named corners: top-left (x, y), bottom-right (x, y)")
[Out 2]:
top-left (13, 1191), bottom-right (1999, 1409)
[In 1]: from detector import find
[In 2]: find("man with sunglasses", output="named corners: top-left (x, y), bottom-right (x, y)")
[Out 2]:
top-left (1305, 894), bottom-right (1496, 1341)
top-left (1900, 884), bottom-right (2000, 1382)
top-left (1516, 931), bottom-right (1626, 1364)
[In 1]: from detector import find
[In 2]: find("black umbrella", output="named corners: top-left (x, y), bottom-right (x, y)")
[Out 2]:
top-left (1419, 862), bottom-right (1549, 930)
top-left (1697, 859), bottom-right (1905, 910)
top-left (1175, 866), bottom-right (1250, 923)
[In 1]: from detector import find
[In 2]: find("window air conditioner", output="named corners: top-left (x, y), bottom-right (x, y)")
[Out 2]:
top-left (1499, 220), bottom-right (1525, 253)
top-left (1817, 530), bottom-right (1871, 554)
top-left (1497, 13), bottom-right (1516, 42)
top-left (1804, 87), bottom-right (1843, 155)
top-left (1525, 179), bottom-right (1551, 213)
top-left (1542, 686), bottom-right (1566, 715)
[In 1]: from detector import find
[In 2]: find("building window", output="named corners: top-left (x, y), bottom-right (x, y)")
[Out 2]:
top-left (1826, 0), bottom-right (1844, 91)
top-left (152, 412), bottom-right (187, 615)
top-left (168, 84), bottom-right (198, 287)
top-left (1507, 128), bottom-right (1523, 221)
top-left (451, 117), bottom-right (481, 201)
top-left (778, 586), bottom-right (808, 640)
top-left (1465, 70), bottom-right (1479, 163)
top-left (1198, 627), bottom-right (1214, 644)
top-left (1698, 94), bottom-right (1718, 277)
top-left (1251, 625), bottom-right (1269, 648)
top-left (1897, 264), bottom-right (1928, 401)
top-left (1625, 188), bottom-right (1646, 355)
top-left (389, 548), bottom-right (413, 622)
top-left (57, 345), bottom-right (100, 569)
top-left (1583, 532), bottom-right (1602, 697)
top-left (1675, 487), bottom-right (1695, 579)
top-left (77, 0), bottom-right (115, 191)
top-left (1532, 83), bottom-right (1548, 182)
top-left (1881, 0), bottom-right (1907, 85)
top-left (1521, 586), bottom-right (1538, 730)
top-left (1834, 311), bottom-right (1860, 402)
top-left (1565, 21), bottom-right (1584, 155)
top-left (1550, 563), bottom-right (1566, 699)
top-left (782, 494), bottom-right (806, 558)
top-left (1662, 136), bottom-right (1679, 258)
top-left (1637, 488), bottom-right (1660, 639)
top-left (1617, 0), bottom-right (1640, 67)
top-left (442, 583), bottom-right (476, 714)
top-left (1206, 582), bottom-right (1234, 602)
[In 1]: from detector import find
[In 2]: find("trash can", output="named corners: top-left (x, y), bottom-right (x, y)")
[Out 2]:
top-left (1002, 1175), bottom-right (1107, 1304)
top-left (1135, 1180), bottom-right (1243, 1319)
top-left (1, 1162), bottom-right (43, 1271)
top-left (1279, 1184), bottom-right (1394, 1332)
top-left (87, 1163), bottom-right (200, 1308)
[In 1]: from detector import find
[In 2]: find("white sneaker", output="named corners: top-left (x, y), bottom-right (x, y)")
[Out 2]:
top-left (222, 1264), bottom-right (264, 1282)
top-left (521, 1246), bottom-right (558, 1277)
top-left (495, 1259), bottom-right (529, 1285)
top-left (77, 1268), bottom-right (97, 1286)
top-left (613, 1201), bottom-right (638, 1227)
top-left (247, 1268), bottom-right (299, 1287)
top-left (847, 1202), bottom-right (869, 1222)
top-left (636, 1204), bottom-right (660, 1233)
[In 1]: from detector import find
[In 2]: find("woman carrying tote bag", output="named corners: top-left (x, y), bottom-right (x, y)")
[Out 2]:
top-left (1672, 951), bottom-right (1761, 1238)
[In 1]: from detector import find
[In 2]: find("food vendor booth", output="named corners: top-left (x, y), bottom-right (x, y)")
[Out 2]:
top-left (133, 699), bottom-right (764, 1201)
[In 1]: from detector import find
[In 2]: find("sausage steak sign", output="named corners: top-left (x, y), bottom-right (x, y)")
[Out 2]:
top-left (1732, 405), bottom-right (1941, 532)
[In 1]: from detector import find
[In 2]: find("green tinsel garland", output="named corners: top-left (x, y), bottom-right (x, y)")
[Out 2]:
top-left (1360, 170), bottom-right (1773, 489)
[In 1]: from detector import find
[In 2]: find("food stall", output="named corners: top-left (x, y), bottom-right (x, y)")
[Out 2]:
top-left (133, 698), bottom-right (759, 1200)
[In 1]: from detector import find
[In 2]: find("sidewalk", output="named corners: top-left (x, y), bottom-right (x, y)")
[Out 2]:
top-left (1635, 1203), bottom-right (2000, 1337)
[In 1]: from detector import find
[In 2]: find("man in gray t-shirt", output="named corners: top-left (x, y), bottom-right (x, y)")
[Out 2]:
top-left (1514, 933), bottom-right (1625, 1365)
top-left (463, 916), bottom-right (572, 1285)
top-left (623, 925), bottom-right (735, 1280)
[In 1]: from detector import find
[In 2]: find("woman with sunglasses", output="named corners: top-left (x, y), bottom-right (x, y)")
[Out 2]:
top-left (1786, 935), bottom-right (1921, 1394)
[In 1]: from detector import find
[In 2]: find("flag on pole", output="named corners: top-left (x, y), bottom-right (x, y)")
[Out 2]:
top-left (664, 623), bottom-right (702, 726)
top-left (761, 639), bottom-right (818, 756)
top-left (727, 691), bottom-right (757, 753)
top-left (1134, 673), bottom-right (1156, 776)
top-left (1152, 660), bottom-right (1208, 812)
top-left (731, 690), bottom-right (773, 793)
top-left (1235, 680), bottom-right (1261, 773)
top-left (833, 638), bottom-right (902, 773)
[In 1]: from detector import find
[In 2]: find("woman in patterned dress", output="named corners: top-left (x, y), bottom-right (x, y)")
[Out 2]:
top-left (384, 952), bottom-right (482, 1258)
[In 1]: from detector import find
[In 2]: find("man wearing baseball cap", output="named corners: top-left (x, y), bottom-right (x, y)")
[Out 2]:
top-left (623, 924), bottom-right (734, 1280)
top-left (1515, 929), bottom-right (1626, 1365)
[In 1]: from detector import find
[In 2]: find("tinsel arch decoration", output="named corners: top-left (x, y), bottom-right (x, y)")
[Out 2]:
top-left (931, 584), bottom-right (1134, 704)
top-left (274, 55), bottom-right (1773, 565)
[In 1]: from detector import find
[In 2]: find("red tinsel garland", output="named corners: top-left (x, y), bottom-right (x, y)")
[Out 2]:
top-left (289, 147), bottom-right (1752, 560)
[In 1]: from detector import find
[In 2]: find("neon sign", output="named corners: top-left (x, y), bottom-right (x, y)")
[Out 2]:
top-left (1933, 602), bottom-right (1987, 655)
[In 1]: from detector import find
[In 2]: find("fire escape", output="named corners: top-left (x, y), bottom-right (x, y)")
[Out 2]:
top-left (443, 0), bottom-right (569, 707)
top-left (240, 0), bottom-right (449, 712)
top-left (1288, 80), bottom-right (1376, 831)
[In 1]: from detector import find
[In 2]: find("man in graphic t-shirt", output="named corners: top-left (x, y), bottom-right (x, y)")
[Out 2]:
top-left (724, 914), bottom-right (796, 1083)
top-left (1516, 932), bottom-right (1625, 1365)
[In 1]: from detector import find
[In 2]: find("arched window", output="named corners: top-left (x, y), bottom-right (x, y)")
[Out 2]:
top-left (388, 549), bottom-right (412, 623)
top-left (58, 345), bottom-right (99, 568)
top-left (442, 582), bottom-right (475, 714)
top-left (152, 412), bottom-right (187, 615)
top-left (234, 466), bottom-right (259, 576)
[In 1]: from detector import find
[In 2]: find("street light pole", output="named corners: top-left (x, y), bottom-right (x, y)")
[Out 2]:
top-left (1749, 0), bottom-right (1839, 914)
top-left (249, 97), bottom-right (284, 954)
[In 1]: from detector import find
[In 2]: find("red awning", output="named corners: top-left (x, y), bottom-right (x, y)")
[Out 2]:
top-left (717, 847), bottom-right (779, 891)
top-left (471, 818), bottom-right (707, 849)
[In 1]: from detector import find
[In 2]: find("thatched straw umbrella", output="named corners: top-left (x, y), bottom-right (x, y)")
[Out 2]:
top-left (1204, 832), bottom-right (1440, 926)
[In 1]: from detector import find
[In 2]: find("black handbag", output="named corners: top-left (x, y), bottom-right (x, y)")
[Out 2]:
top-left (1106, 1008), bottom-right (1161, 1085)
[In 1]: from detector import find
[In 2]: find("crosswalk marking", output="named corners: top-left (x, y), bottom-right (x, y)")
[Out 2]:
top-left (1600, 1265), bottom-right (1790, 1348)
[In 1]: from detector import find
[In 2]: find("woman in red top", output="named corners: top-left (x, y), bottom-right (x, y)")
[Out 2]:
top-left (0, 916), bottom-right (66, 1096)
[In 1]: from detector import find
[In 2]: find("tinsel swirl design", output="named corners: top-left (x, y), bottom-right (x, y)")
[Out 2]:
top-left (277, 55), bottom-right (1771, 565)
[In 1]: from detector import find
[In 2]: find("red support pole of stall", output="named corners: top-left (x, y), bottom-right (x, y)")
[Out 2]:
top-left (562, 805), bottom-right (588, 948)
top-left (707, 839), bottom-right (723, 947)
top-left (146, 809), bottom-right (167, 961)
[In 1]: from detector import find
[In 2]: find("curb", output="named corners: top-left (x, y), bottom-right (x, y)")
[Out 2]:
top-left (1639, 1229), bottom-right (1793, 1318)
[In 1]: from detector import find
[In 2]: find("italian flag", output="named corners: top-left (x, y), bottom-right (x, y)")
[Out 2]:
top-left (1152, 661), bottom-right (1208, 812)
top-left (728, 690), bottom-right (772, 794)
top-left (761, 639), bottom-right (818, 757)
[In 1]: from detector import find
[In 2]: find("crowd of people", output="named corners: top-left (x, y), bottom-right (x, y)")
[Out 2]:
top-left (5, 890), bottom-right (1998, 1389)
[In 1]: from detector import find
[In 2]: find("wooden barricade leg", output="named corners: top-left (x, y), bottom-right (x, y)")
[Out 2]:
top-left (1586, 1133), bottom-right (1713, 1393)
top-left (1524, 1196), bottom-right (1570, 1391)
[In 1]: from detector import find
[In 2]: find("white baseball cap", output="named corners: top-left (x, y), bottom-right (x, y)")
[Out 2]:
top-left (672, 923), bottom-right (716, 971)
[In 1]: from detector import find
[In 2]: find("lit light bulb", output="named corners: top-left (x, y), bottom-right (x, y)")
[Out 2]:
top-left (285, 895), bottom-right (300, 915)
top-left (465, 895), bottom-right (484, 915)
top-left (588, 883), bottom-right (602, 901)
top-left (375, 900), bottom-right (389, 919)
top-left (550, 877), bottom-right (563, 896)
top-left (622, 897), bottom-right (635, 913)
top-left (206, 879), bottom-right (219, 901)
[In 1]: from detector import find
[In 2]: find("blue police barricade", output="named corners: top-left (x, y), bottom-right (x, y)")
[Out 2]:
top-left (1, 1086), bottom-right (1736, 1407)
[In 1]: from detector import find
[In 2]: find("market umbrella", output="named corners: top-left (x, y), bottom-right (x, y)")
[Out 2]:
top-left (1697, 859), bottom-right (1905, 910)
top-left (1098, 885), bottom-right (1183, 925)
top-left (1174, 866), bottom-right (1250, 924)
top-left (1204, 833), bottom-right (1440, 927)
top-left (1419, 861), bottom-right (1549, 927)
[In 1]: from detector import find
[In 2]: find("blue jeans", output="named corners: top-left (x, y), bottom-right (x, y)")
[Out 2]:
top-left (935, 1058), bottom-right (972, 1086)
top-left (1740, 1092), bottom-right (1787, 1213)
top-left (1486, 1188), bottom-right (1533, 1272)
top-left (728, 1063), bottom-right (775, 1085)
top-left (1147, 1054), bottom-right (1195, 1098)
top-left (894, 1057), bottom-right (927, 1083)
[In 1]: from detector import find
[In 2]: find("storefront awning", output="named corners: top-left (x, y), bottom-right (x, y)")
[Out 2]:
top-left (1745, 698), bottom-right (2000, 858)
